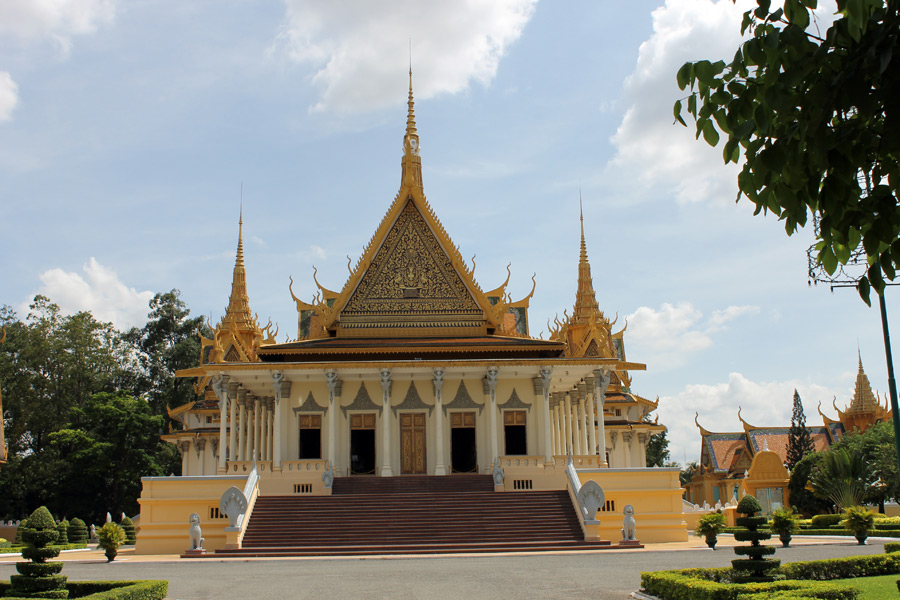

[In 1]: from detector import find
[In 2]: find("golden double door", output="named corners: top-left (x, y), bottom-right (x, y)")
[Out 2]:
top-left (400, 412), bottom-right (426, 474)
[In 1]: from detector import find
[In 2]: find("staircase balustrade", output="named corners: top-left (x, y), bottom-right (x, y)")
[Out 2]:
top-left (219, 463), bottom-right (259, 549)
top-left (565, 455), bottom-right (605, 540)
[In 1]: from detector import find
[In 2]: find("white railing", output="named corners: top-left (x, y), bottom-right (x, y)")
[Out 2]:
top-left (566, 455), bottom-right (605, 523)
top-left (219, 463), bottom-right (259, 549)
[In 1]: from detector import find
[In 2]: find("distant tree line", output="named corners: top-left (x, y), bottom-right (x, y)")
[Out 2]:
top-left (0, 291), bottom-right (210, 523)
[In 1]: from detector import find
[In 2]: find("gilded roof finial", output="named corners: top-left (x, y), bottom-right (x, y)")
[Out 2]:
top-left (401, 66), bottom-right (423, 189)
top-left (849, 351), bottom-right (878, 413)
top-left (223, 205), bottom-right (252, 330)
top-left (573, 194), bottom-right (600, 325)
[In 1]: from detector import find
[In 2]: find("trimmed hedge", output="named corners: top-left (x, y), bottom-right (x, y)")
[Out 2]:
top-left (884, 541), bottom-right (900, 553)
top-left (0, 544), bottom-right (87, 555)
top-left (0, 580), bottom-right (168, 600)
top-left (810, 515), bottom-right (844, 528)
top-left (640, 571), bottom-right (858, 600)
top-left (641, 553), bottom-right (900, 599)
top-left (779, 553), bottom-right (900, 580)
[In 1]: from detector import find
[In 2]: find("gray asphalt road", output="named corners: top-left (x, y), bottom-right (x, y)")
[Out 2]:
top-left (0, 540), bottom-right (891, 600)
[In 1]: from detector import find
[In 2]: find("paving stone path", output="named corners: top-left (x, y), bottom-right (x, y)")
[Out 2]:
top-left (0, 538), bottom-right (891, 599)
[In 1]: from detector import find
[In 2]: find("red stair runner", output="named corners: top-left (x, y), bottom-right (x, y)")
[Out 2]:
top-left (213, 475), bottom-right (631, 557)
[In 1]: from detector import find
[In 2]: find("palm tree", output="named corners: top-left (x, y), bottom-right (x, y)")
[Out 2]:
top-left (808, 449), bottom-right (873, 510)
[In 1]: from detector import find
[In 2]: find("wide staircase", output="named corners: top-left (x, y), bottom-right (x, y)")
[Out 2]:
top-left (216, 475), bottom-right (614, 557)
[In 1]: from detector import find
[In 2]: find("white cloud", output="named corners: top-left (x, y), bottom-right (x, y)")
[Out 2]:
top-left (609, 0), bottom-right (839, 206)
top-left (658, 372), bottom-right (838, 464)
top-left (0, 0), bottom-right (116, 54)
top-left (276, 0), bottom-right (537, 113)
top-left (0, 72), bottom-right (19, 122)
top-left (707, 304), bottom-right (760, 332)
top-left (626, 302), bottom-right (759, 369)
top-left (609, 0), bottom-right (752, 206)
top-left (23, 258), bottom-right (153, 330)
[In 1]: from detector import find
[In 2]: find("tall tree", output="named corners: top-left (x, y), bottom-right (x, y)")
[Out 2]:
top-left (646, 430), bottom-right (672, 467)
top-left (674, 0), bottom-right (900, 303)
top-left (787, 389), bottom-right (815, 469)
top-left (49, 392), bottom-right (171, 522)
top-left (124, 290), bottom-right (209, 416)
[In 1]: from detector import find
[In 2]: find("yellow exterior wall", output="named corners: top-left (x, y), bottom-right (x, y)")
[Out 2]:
top-left (578, 468), bottom-right (688, 543)
top-left (136, 475), bottom-right (247, 555)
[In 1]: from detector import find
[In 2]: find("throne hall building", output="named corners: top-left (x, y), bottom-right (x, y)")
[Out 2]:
top-left (138, 77), bottom-right (685, 555)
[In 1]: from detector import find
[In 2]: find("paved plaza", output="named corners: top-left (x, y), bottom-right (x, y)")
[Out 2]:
top-left (0, 537), bottom-right (892, 599)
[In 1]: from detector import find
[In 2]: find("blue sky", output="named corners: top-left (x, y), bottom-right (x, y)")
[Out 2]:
top-left (1, 0), bottom-right (894, 464)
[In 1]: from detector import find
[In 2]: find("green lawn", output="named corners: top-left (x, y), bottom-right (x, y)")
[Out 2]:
top-left (834, 574), bottom-right (899, 599)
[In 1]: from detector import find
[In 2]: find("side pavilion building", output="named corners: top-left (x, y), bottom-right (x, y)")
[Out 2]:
top-left (138, 78), bottom-right (684, 554)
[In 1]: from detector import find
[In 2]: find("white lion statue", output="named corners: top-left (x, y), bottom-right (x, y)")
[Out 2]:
top-left (189, 513), bottom-right (205, 550)
top-left (621, 504), bottom-right (637, 541)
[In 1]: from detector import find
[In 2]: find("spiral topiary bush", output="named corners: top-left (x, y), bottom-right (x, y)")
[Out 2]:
top-left (120, 516), bottom-right (136, 545)
top-left (732, 495), bottom-right (781, 583)
top-left (55, 520), bottom-right (68, 546)
top-left (9, 506), bottom-right (68, 599)
top-left (66, 519), bottom-right (87, 546)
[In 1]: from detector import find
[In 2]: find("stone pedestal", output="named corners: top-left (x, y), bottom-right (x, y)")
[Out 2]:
top-left (182, 548), bottom-right (207, 557)
top-left (618, 539), bottom-right (642, 547)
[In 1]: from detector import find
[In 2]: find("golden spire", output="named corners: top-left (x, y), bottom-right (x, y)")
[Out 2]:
top-left (573, 193), bottom-right (600, 325)
top-left (848, 351), bottom-right (878, 413)
top-left (222, 206), bottom-right (252, 329)
top-left (401, 68), bottom-right (423, 190)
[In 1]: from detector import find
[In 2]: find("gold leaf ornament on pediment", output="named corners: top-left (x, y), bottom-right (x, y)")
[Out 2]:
top-left (342, 200), bottom-right (482, 318)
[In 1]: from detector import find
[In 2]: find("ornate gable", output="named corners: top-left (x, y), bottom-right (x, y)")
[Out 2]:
top-left (336, 199), bottom-right (486, 334)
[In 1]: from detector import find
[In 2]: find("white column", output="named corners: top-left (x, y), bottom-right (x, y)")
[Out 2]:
top-left (578, 383), bottom-right (588, 455)
top-left (537, 367), bottom-right (553, 464)
top-left (563, 392), bottom-right (572, 455)
top-left (179, 441), bottom-right (190, 474)
top-left (638, 432), bottom-right (649, 467)
top-left (196, 439), bottom-right (206, 474)
top-left (622, 431), bottom-right (633, 468)
top-left (267, 398), bottom-right (274, 461)
top-left (258, 399), bottom-right (267, 461)
top-left (380, 369), bottom-right (393, 476)
top-left (594, 369), bottom-right (610, 466)
top-left (250, 395), bottom-right (259, 461)
top-left (228, 382), bottom-right (238, 464)
top-left (325, 369), bottom-right (341, 472)
top-left (272, 372), bottom-right (289, 469)
top-left (585, 377), bottom-right (597, 456)
top-left (237, 390), bottom-right (247, 461)
top-left (485, 367), bottom-right (499, 461)
top-left (433, 368), bottom-right (446, 475)
top-left (555, 396), bottom-right (564, 455)
top-left (213, 375), bottom-right (229, 473)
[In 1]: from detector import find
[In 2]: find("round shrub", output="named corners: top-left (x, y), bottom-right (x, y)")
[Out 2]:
top-left (737, 495), bottom-right (762, 515)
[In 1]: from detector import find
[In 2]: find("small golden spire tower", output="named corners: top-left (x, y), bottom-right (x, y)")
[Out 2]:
top-left (222, 205), bottom-right (253, 331)
top-left (401, 68), bottom-right (423, 190)
top-left (573, 196), bottom-right (601, 326)
top-left (833, 350), bottom-right (892, 432)
top-left (199, 208), bottom-right (275, 364)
